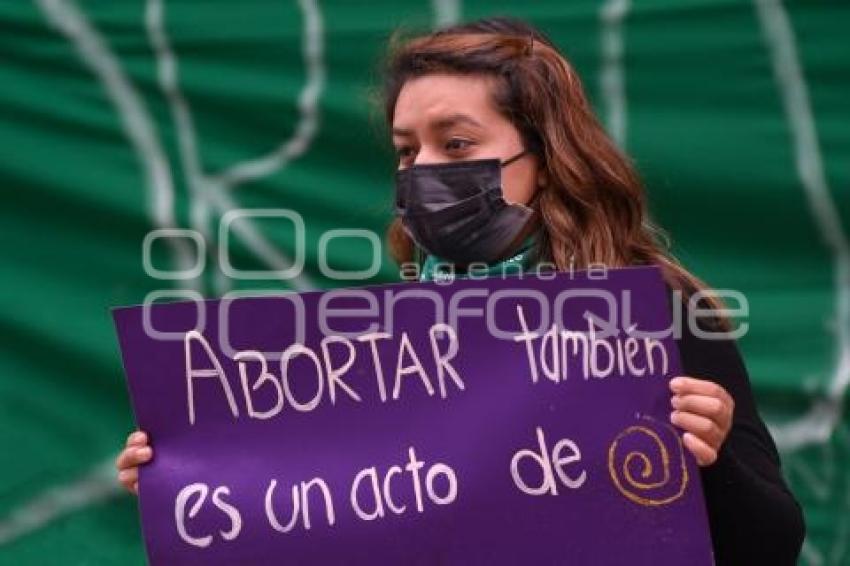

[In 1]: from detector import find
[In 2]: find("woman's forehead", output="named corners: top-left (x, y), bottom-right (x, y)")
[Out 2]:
top-left (392, 73), bottom-right (503, 132)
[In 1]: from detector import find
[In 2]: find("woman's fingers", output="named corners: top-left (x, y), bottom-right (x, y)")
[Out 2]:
top-left (116, 432), bottom-right (152, 495)
top-left (118, 467), bottom-right (138, 488)
top-left (670, 377), bottom-right (734, 408)
top-left (118, 465), bottom-right (140, 494)
top-left (116, 445), bottom-right (153, 470)
top-left (136, 446), bottom-right (152, 462)
top-left (115, 430), bottom-right (153, 495)
top-left (115, 447), bottom-right (131, 471)
top-left (682, 432), bottom-right (718, 466)
top-left (671, 393), bottom-right (730, 422)
top-left (125, 430), bottom-right (147, 448)
top-left (669, 376), bottom-right (736, 468)
top-left (670, 410), bottom-right (724, 449)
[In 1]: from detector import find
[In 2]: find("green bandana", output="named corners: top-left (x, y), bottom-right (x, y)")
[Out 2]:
top-left (419, 236), bottom-right (539, 282)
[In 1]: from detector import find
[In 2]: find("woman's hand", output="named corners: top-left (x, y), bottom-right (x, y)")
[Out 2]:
top-left (115, 430), bottom-right (153, 495)
top-left (669, 376), bottom-right (735, 466)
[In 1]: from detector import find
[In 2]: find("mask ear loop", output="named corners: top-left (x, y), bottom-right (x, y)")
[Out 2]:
top-left (528, 184), bottom-right (544, 209)
top-left (500, 149), bottom-right (528, 167)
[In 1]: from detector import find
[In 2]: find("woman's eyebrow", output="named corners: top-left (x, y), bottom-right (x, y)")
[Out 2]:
top-left (392, 114), bottom-right (483, 137)
top-left (431, 114), bottom-right (483, 131)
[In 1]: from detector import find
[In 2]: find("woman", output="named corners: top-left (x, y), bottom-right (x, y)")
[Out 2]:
top-left (117, 16), bottom-right (805, 564)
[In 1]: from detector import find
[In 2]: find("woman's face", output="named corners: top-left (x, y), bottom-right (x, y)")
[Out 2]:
top-left (392, 73), bottom-right (542, 206)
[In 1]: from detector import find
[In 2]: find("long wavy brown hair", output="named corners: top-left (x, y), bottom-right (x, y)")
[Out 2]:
top-left (381, 17), bottom-right (728, 329)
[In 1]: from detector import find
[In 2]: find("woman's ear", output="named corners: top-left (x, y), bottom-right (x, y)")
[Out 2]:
top-left (536, 166), bottom-right (548, 189)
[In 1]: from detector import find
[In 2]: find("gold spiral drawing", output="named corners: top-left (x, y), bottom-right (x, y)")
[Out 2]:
top-left (607, 416), bottom-right (689, 506)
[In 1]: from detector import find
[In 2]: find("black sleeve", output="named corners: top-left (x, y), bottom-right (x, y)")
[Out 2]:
top-left (675, 317), bottom-right (806, 565)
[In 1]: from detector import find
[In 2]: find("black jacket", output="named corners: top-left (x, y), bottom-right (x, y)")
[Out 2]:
top-left (676, 314), bottom-right (806, 565)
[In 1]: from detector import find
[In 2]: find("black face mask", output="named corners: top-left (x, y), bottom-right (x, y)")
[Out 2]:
top-left (394, 150), bottom-right (535, 265)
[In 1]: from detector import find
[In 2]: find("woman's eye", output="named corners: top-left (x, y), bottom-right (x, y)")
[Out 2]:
top-left (445, 138), bottom-right (473, 152)
top-left (395, 146), bottom-right (413, 158)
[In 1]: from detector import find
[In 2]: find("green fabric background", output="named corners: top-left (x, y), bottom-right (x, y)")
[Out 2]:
top-left (0, 1), bottom-right (847, 564)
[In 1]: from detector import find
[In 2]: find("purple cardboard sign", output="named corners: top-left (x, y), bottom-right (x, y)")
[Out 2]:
top-left (112, 266), bottom-right (714, 565)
